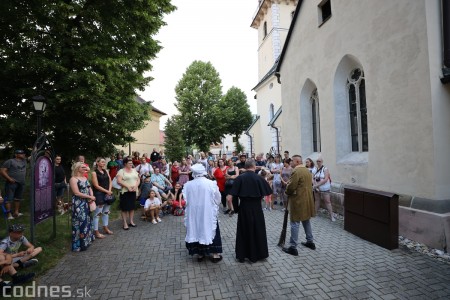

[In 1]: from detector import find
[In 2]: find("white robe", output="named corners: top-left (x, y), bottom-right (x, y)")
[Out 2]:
top-left (183, 177), bottom-right (221, 245)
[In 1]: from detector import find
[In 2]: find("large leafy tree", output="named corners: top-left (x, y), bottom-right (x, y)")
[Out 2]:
top-left (174, 61), bottom-right (225, 152)
top-left (163, 115), bottom-right (185, 162)
top-left (0, 0), bottom-right (175, 160)
top-left (220, 86), bottom-right (253, 152)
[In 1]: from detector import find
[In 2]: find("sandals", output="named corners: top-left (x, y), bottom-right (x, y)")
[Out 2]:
top-left (95, 233), bottom-right (105, 239)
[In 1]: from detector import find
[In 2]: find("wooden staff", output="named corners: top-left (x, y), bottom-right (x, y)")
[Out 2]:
top-left (277, 198), bottom-right (289, 247)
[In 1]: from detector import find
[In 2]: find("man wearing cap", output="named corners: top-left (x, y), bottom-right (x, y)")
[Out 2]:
top-left (0, 150), bottom-right (27, 220)
top-left (0, 224), bottom-right (42, 269)
top-left (183, 163), bottom-right (223, 263)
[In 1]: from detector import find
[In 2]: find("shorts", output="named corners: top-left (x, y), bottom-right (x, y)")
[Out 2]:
top-left (272, 180), bottom-right (282, 195)
top-left (5, 182), bottom-right (24, 202)
top-left (55, 182), bottom-right (67, 198)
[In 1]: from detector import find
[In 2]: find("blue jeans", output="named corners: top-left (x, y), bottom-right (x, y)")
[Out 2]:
top-left (289, 219), bottom-right (313, 248)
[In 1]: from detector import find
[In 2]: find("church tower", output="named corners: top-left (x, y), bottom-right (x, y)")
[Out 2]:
top-left (247, 0), bottom-right (297, 156)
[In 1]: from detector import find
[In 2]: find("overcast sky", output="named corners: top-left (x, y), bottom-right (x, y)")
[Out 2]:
top-left (138, 0), bottom-right (259, 129)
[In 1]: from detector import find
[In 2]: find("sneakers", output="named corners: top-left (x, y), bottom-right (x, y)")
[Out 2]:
top-left (152, 219), bottom-right (157, 224)
top-left (13, 213), bottom-right (24, 218)
top-left (12, 272), bottom-right (35, 285)
top-left (156, 217), bottom-right (162, 223)
top-left (301, 241), bottom-right (316, 250)
top-left (7, 215), bottom-right (14, 220)
top-left (282, 247), bottom-right (299, 256)
top-left (22, 259), bottom-right (38, 268)
top-left (331, 213), bottom-right (337, 222)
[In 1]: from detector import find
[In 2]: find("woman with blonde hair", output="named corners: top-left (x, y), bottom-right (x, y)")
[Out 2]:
top-left (313, 157), bottom-right (335, 221)
top-left (70, 162), bottom-right (95, 251)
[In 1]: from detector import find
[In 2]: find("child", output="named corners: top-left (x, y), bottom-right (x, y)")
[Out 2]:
top-left (0, 224), bottom-right (42, 270)
top-left (139, 175), bottom-right (162, 218)
top-left (144, 190), bottom-right (162, 224)
top-left (260, 169), bottom-right (274, 210)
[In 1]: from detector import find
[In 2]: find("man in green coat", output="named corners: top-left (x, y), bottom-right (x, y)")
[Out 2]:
top-left (282, 155), bottom-right (316, 256)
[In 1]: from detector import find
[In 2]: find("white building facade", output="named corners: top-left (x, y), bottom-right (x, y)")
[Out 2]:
top-left (274, 0), bottom-right (450, 250)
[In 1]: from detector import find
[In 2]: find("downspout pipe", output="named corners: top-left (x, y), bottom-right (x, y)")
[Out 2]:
top-left (245, 131), bottom-right (253, 157)
top-left (270, 124), bottom-right (280, 155)
top-left (442, 0), bottom-right (450, 83)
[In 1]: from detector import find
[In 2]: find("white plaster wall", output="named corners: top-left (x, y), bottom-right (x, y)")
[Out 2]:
top-left (280, 0), bottom-right (446, 199)
top-left (255, 77), bottom-right (282, 155)
top-left (425, 0), bottom-right (450, 199)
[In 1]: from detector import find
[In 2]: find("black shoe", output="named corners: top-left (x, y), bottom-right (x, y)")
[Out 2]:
top-left (12, 272), bottom-right (35, 285)
top-left (128, 223), bottom-right (137, 227)
top-left (274, 201), bottom-right (278, 205)
top-left (224, 209), bottom-right (231, 214)
top-left (282, 247), bottom-right (298, 256)
top-left (197, 256), bottom-right (204, 262)
top-left (301, 241), bottom-right (316, 250)
top-left (237, 258), bottom-right (245, 263)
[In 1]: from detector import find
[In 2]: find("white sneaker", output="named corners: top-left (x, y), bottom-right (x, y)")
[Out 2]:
top-left (152, 220), bottom-right (157, 224)
top-left (156, 217), bottom-right (162, 223)
top-left (331, 214), bottom-right (336, 222)
top-left (7, 215), bottom-right (14, 220)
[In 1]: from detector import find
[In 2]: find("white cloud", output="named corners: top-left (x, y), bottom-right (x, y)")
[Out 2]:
top-left (138, 0), bottom-right (258, 129)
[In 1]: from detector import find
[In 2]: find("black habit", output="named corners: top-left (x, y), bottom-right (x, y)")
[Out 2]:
top-left (229, 171), bottom-right (272, 262)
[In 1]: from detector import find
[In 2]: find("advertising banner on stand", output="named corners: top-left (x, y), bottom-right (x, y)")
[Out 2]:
top-left (34, 155), bottom-right (54, 224)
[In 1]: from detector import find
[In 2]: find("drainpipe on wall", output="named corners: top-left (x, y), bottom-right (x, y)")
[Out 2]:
top-left (442, 0), bottom-right (450, 83)
top-left (245, 131), bottom-right (253, 157)
top-left (270, 124), bottom-right (280, 155)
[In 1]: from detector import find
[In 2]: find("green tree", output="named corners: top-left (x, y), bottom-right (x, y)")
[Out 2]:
top-left (163, 115), bottom-right (185, 162)
top-left (0, 0), bottom-right (176, 160)
top-left (220, 86), bottom-right (253, 152)
top-left (174, 61), bottom-right (225, 152)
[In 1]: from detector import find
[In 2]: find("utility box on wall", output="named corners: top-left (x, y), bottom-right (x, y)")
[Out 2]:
top-left (344, 187), bottom-right (399, 250)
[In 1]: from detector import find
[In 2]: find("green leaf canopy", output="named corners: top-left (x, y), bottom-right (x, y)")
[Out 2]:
top-left (0, 0), bottom-right (176, 160)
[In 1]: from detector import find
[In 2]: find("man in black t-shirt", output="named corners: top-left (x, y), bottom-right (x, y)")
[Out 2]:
top-left (54, 155), bottom-right (67, 205)
top-left (236, 155), bottom-right (247, 173)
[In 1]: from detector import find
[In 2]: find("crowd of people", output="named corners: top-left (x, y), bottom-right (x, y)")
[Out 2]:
top-left (0, 147), bottom-right (336, 290)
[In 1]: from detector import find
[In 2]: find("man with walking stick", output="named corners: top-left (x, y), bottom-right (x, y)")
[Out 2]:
top-left (282, 155), bottom-right (316, 256)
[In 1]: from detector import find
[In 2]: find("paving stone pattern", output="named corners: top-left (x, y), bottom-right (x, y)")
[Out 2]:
top-left (37, 208), bottom-right (450, 299)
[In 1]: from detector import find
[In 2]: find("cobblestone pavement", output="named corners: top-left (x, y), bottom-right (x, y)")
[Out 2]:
top-left (37, 206), bottom-right (450, 300)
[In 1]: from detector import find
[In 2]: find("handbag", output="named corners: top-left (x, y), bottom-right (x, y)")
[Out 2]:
top-left (104, 194), bottom-right (115, 205)
top-left (225, 179), bottom-right (234, 188)
top-left (112, 177), bottom-right (121, 190)
top-left (173, 207), bottom-right (184, 216)
top-left (89, 200), bottom-right (97, 212)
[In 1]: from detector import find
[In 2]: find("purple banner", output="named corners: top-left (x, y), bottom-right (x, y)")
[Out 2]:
top-left (34, 156), bottom-right (54, 224)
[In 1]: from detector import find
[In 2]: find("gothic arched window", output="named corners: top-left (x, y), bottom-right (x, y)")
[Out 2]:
top-left (347, 68), bottom-right (368, 152)
top-left (310, 89), bottom-right (321, 152)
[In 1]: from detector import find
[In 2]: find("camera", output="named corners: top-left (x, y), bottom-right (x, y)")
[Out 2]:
top-left (315, 178), bottom-right (320, 182)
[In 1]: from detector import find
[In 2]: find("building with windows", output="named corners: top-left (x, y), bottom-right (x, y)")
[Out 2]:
top-left (115, 96), bottom-right (166, 156)
top-left (247, 0), bottom-right (298, 156)
top-left (274, 0), bottom-right (450, 250)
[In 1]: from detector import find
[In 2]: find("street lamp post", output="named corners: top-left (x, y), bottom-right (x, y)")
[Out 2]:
top-left (32, 95), bottom-right (46, 138)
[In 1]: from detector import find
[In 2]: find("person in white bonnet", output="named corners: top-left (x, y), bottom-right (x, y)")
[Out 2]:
top-left (183, 163), bottom-right (223, 263)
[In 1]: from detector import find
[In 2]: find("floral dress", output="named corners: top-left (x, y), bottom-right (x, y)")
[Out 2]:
top-left (72, 179), bottom-right (94, 252)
